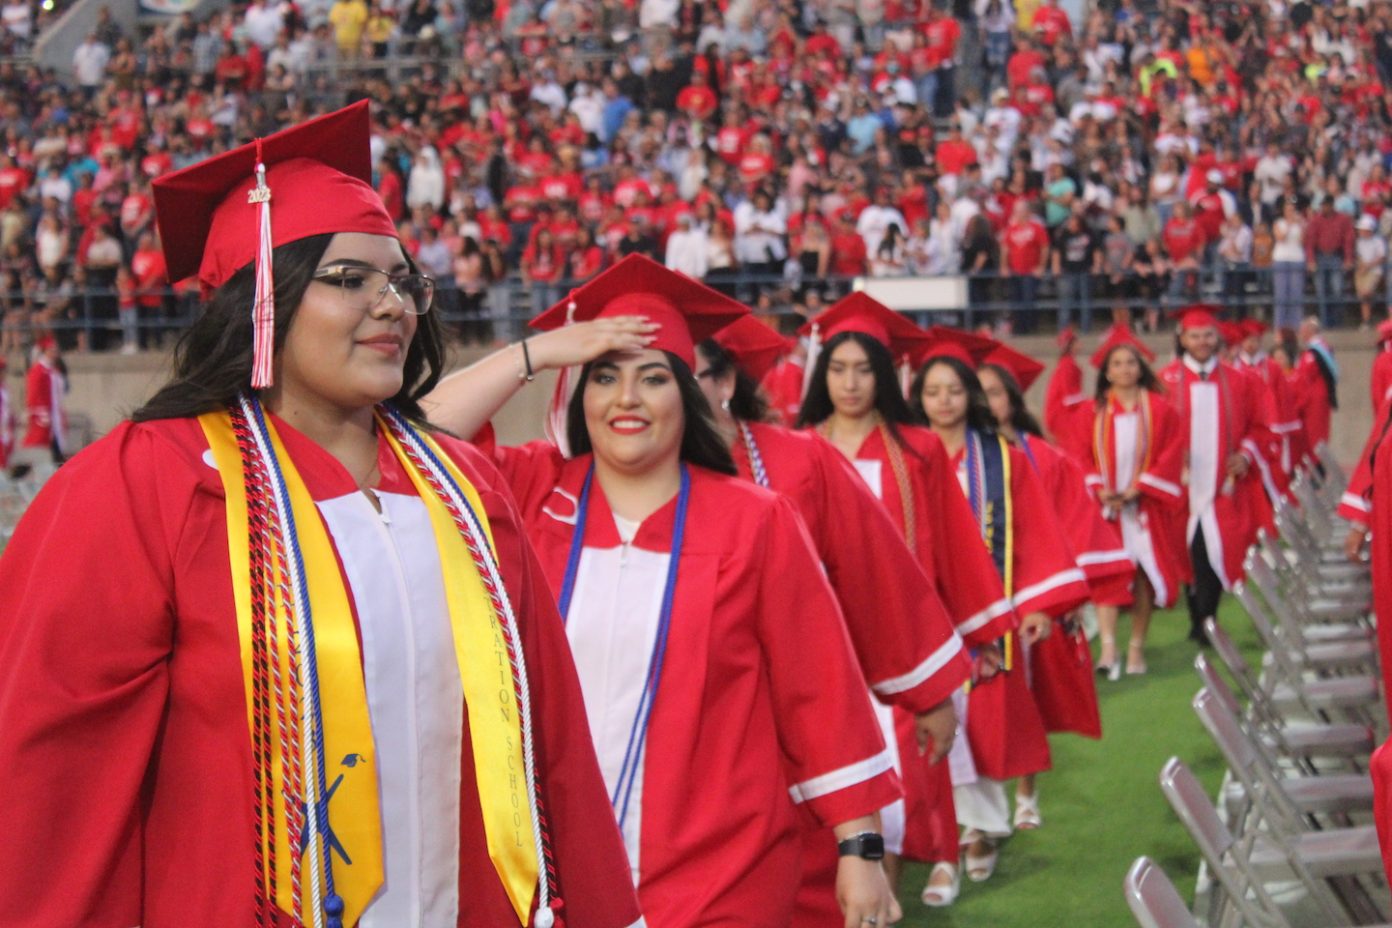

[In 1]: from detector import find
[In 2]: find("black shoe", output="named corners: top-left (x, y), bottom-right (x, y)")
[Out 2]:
top-left (1188, 625), bottom-right (1211, 647)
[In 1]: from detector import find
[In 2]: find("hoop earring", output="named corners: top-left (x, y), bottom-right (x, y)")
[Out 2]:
top-left (721, 398), bottom-right (731, 412)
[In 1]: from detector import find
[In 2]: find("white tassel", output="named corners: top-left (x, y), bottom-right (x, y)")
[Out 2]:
top-left (800, 323), bottom-right (821, 400)
top-left (249, 147), bottom-right (275, 389)
top-left (899, 355), bottom-right (911, 399)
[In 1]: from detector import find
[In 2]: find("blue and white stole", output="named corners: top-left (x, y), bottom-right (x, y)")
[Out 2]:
top-left (964, 428), bottom-right (1015, 671)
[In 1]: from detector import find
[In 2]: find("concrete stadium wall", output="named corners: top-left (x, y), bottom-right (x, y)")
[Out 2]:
top-left (9, 330), bottom-right (1379, 467)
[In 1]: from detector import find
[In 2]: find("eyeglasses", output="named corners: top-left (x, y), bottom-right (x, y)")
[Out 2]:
top-left (312, 264), bottom-right (436, 316)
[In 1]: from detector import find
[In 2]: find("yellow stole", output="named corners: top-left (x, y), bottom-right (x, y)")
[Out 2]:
top-left (200, 409), bottom-right (539, 926)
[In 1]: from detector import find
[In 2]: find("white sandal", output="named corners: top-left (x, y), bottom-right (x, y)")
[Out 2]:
top-left (1013, 791), bottom-right (1042, 830)
top-left (964, 838), bottom-right (999, 882)
top-left (920, 862), bottom-right (960, 907)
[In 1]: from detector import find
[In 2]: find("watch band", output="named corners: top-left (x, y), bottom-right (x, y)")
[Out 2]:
top-left (837, 832), bottom-right (886, 861)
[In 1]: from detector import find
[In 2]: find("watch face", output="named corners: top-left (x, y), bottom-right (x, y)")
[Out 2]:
top-left (839, 833), bottom-right (886, 860)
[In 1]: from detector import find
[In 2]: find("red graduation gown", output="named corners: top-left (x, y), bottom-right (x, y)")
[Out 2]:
top-left (823, 423), bottom-right (1015, 865)
top-left (1044, 354), bottom-right (1088, 444)
top-left (1018, 432), bottom-right (1122, 738)
top-left (729, 421), bottom-right (972, 926)
top-left (1292, 345), bottom-right (1335, 452)
top-left (947, 440), bottom-right (1091, 780)
top-left (21, 358), bottom-right (63, 453)
top-left (1075, 391), bottom-right (1191, 608)
top-left (489, 443), bottom-right (901, 928)
top-left (0, 417), bottom-right (640, 928)
top-left (1236, 352), bottom-right (1301, 500)
top-left (761, 357), bottom-right (806, 425)
top-left (1159, 359), bottom-right (1271, 588)
top-left (1372, 348), bottom-right (1392, 412)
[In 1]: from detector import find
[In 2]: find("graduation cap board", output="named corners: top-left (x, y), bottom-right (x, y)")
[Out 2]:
top-left (910, 325), bottom-right (996, 369)
top-left (712, 315), bottom-right (794, 382)
top-left (530, 253), bottom-right (748, 369)
top-left (981, 341), bottom-right (1046, 391)
top-left (1090, 324), bottom-right (1155, 368)
top-left (151, 100), bottom-right (397, 387)
top-left (1169, 304), bottom-right (1222, 331)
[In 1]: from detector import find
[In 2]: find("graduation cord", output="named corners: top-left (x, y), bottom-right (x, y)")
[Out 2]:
top-left (232, 401), bottom-right (308, 927)
top-left (242, 394), bottom-right (336, 928)
top-left (879, 421), bottom-right (916, 550)
top-left (737, 420), bottom-right (770, 488)
top-left (557, 463), bottom-right (692, 834)
top-left (380, 406), bottom-right (560, 926)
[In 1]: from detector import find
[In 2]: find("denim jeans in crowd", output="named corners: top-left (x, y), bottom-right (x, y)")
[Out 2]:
top-left (1056, 272), bottom-right (1091, 329)
top-left (1272, 260), bottom-right (1306, 331)
top-left (1312, 253), bottom-right (1348, 327)
top-left (1011, 274), bottom-right (1039, 332)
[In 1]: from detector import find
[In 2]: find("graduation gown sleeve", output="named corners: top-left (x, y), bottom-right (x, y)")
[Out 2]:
top-left (1003, 445), bottom-right (1091, 618)
top-left (0, 423), bottom-right (186, 928)
top-left (899, 427), bottom-right (1016, 645)
top-left (801, 432), bottom-right (971, 713)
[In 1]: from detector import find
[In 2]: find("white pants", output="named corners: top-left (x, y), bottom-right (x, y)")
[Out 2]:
top-left (953, 778), bottom-right (1012, 839)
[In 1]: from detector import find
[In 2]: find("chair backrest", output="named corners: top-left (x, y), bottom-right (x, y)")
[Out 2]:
top-left (1158, 757), bottom-right (1294, 928)
top-left (1124, 857), bottom-right (1200, 928)
top-left (1192, 687), bottom-right (1302, 828)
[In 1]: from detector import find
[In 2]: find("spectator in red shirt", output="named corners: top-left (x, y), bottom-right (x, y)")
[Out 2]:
top-left (1030, 0), bottom-right (1072, 47)
top-left (129, 230), bottom-right (167, 348)
top-left (521, 226), bottom-right (565, 315)
top-left (1000, 199), bottom-right (1050, 331)
top-left (1305, 196), bottom-right (1356, 326)
top-left (934, 122), bottom-right (977, 177)
top-left (1006, 36), bottom-right (1046, 90)
top-left (1163, 201), bottom-right (1204, 300)
top-left (830, 210), bottom-right (869, 281)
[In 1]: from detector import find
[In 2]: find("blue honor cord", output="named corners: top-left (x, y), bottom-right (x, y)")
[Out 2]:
top-left (556, 463), bottom-right (691, 829)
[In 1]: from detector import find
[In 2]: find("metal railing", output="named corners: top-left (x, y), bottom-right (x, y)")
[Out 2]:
top-left (0, 263), bottom-right (1374, 349)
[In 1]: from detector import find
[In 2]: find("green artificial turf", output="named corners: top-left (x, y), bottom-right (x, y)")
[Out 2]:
top-left (896, 598), bottom-right (1265, 927)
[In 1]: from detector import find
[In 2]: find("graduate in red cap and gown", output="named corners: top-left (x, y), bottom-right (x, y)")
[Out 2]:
top-left (978, 340), bottom-right (1124, 701)
top-left (1158, 305), bottom-right (1271, 643)
top-left (1372, 319), bottom-right (1392, 412)
top-left (792, 294), bottom-right (1016, 908)
top-left (1071, 326), bottom-right (1188, 676)
top-left (692, 315), bottom-right (972, 925)
top-left (20, 334), bottom-right (66, 463)
top-left (1232, 319), bottom-right (1302, 497)
top-left (1292, 316), bottom-right (1338, 453)
top-left (909, 329), bottom-right (1090, 884)
top-left (0, 102), bottom-right (640, 928)
top-left (1043, 325), bottom-right (1088, 442)
top-left (423, 254), bottom-right (904, 928)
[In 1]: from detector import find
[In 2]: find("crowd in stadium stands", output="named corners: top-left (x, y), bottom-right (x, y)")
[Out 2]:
top-left (2, 0), bottom-right (1392, 350)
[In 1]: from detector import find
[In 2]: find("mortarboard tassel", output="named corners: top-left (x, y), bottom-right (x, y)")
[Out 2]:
top-left (249, 140), bottom-right (276, 389)
top-left (543, 297), bottom-right (581, 459)
top-left (899, 354), bottom-right (911, 400)
top-left (800, 322), bottom-right (821, 400)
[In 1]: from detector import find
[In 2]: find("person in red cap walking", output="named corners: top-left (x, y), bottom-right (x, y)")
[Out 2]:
top-left (0, 102), bottom-right (641, 928)
top-left (793, 295), bottom-right (1016, 908)
top-left (19, 334), bottom-right (66, 465)
top-left (1158, 306), bottom-right (1272, 643)
top-left (692, 315), bottom-right (971, 924)
top-left (1063, 325), bottom-right (1188, 675)
top-left (424, 255), bottom-right (904, 928)
top-left (909, 329), bottom-right (1089, 885)
top-left (1232, 319), bottom-right (1302, 501)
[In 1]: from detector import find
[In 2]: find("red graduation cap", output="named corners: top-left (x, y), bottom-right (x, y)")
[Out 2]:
top-left (798, 292), bottom-right (931, 362)
top-left (1056, 325), bottom-right (1078, 349)
top-left (1090, 323), bottom-right (1155, 368)
top-left (531, 254), bottom-right (747, 368)
top-left (1239, 319), bottom-right (1268, 340)
top-left (712, 315), bottom-right (794, 382)
top-left (981, 341), bottom-right (1046, 391)
top-left (1169, 304), bottom-right (1222, 331)
top-left (909, 325), bottom-right (995, 368)
top-left (1217, 321), bottom-right (1246, 346)
top-left (151, 101), bottom-right (397, 388)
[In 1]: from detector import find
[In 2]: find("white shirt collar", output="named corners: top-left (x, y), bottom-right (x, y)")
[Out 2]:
top-left (1182, 354), bottom-right (1218, 377)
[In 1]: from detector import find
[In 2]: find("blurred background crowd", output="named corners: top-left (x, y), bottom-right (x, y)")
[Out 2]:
top-left (2, 0), bottom-right (1392, 352)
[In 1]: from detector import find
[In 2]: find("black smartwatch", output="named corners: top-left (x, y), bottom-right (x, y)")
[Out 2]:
top-left (837, 832), bottom-right (885, 861)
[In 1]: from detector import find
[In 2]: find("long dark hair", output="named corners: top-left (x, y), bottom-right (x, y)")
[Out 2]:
top-left (908, 355), bottom-right (997, 433)
top-left (794, 331), bottom-right (914, 444)
top-left (564, 350), bottom-right (737, 475)
top-left (980, 362), bottom-right (1043, 437)
top-left (1093, 343), bottom-right (1165, 403)
top-left (133, 234), bottom-right (446, 423)
top-left (695, 338), bottom-right (773, 423)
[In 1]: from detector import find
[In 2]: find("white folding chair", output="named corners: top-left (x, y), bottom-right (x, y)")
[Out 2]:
top-left (1193, 687), bottom-right (1374, 823)
top-left (1125, 856), bottom-right (1209, 928)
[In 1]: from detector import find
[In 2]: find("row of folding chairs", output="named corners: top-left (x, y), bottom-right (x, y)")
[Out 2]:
top-left (1127, 450), bottom-right (1389, 927)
